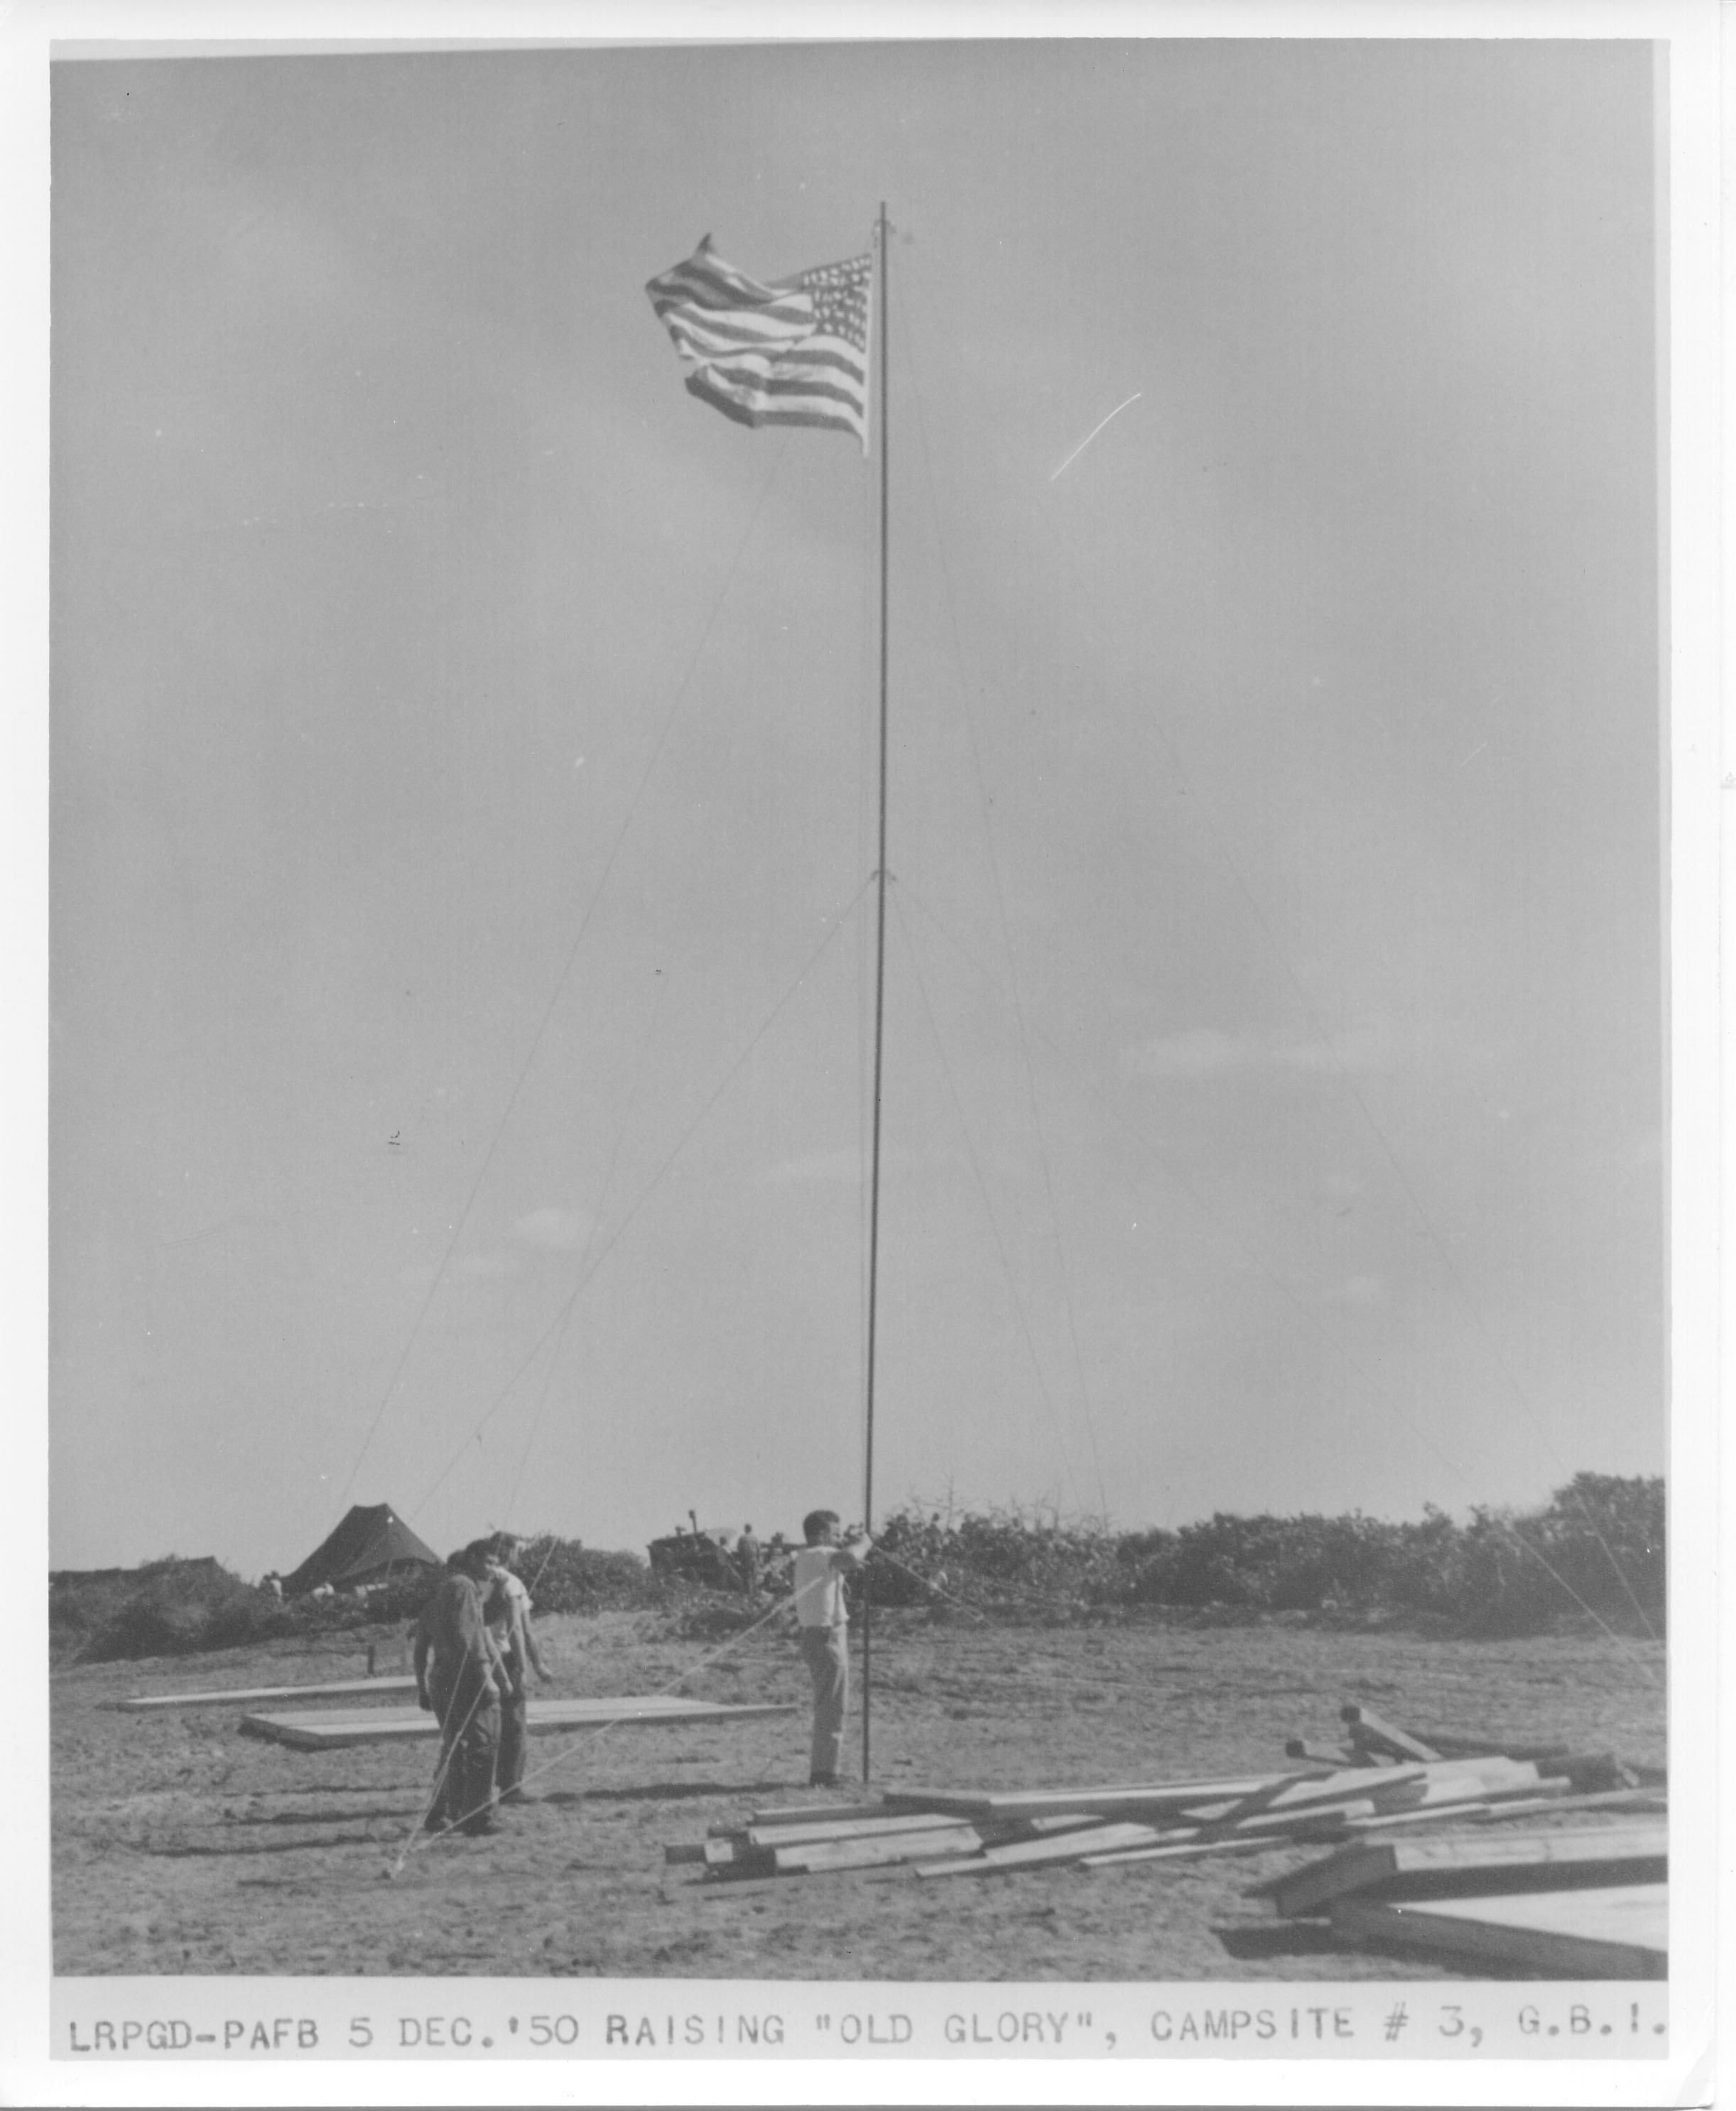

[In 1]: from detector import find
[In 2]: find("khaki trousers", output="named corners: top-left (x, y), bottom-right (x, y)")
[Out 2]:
top-left (428, 1671), bottom-right (501, 1833)
top-left (799, 1624), bottom-right (850, 1778)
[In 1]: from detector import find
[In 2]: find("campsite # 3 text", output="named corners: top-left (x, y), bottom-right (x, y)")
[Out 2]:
top-left (53, 1984), bottom-right (1668, 2059)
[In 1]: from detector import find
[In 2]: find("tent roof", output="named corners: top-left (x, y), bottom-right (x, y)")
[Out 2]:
top-left (281, 1504), bottom-right (443, 1596)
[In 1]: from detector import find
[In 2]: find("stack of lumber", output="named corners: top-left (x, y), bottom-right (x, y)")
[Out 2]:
top-left (676, 1751), bottom-right (1577, 1887)
top-left (1249, 1703), bottom-right (1667, 1977)
top-left (674, 1700), bottom-right (1664, 1904)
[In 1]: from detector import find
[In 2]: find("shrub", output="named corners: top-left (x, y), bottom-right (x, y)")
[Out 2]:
top-left (510, 1536), bottom-right (660, 1615)
top-left (75, 1558), bottom-right (297, 1661)
top-left (864, 1476), bottom-right (1663, 1638)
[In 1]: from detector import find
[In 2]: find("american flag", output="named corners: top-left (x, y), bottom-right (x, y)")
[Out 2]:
top-left (646, 237), bottom-right (872, 450)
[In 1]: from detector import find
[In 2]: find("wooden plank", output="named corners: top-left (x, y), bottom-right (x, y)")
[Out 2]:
top-left (1476, 1789), bottom-right (1666, 1823)
top-left (883, 1773), bottom-right (1306, 1822)
top-left (1262, 1822), bottom-right (1667, 1919)
top-left (744, 1811), bottom-right (983, 1850)
top-left (773, 1825), bottom-right (982, 1874)
top-left (1330, 1883), bottom-right (1666, 1979)
top-left (238, 1697), bottom-right (796, 1749)
top-left (1340, 1703), bottom-right (1442, 1763)
top-left (741, 1800), bottom-right (894, 1828)
top-left (913, 1819), bottom-right (1157, 1879)
top-left (119, 1676), bottom-right (418, 1712)
top-left (1083, 1835), bottom-right (1280, 1869)
top-left (1333, 1769), bottom-right (1553, 1832)
top-left (1284, 1740), bottom-right (1367, 1767)
top-left (663, 1843), bottom-right (708, 1865)
top-left (1339, 1799), bottom-right (1496, 1833)
top-left (1408, 1730), bottom-right (1573, 1763)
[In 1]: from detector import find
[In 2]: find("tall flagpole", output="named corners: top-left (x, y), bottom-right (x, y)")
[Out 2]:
top-left (862, 202), bottom-right (890, 1785)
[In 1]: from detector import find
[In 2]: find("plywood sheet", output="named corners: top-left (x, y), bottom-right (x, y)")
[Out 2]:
top-left (1265, 1823), bottom-right (1666, 1917)
top-left (239, 1695), bottom-right (795, 1749)
top-left (1331, 1882), bottom-right (1666, 1979)
top-left (120, 1676), bottom-right (418, 1711)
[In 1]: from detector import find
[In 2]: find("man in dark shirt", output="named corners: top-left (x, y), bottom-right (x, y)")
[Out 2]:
top-left (413, 1547), bottom-right (504, 1836)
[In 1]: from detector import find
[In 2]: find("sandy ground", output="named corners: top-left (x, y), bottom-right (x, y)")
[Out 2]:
top-left (52, 1611), bottom-right (1664, 1980)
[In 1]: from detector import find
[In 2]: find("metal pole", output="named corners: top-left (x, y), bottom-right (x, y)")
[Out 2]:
top-left (862, 202), bottom-right (890, 1786)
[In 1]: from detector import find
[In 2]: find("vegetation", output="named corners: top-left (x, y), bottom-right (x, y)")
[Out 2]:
top-left (869, 1474), bottom-right (1664, 1639)
top-left (50, 1558), bottom-right (434, 1664)
top-left (509, 1536), bottom-right (661, 1615)
top-left (51, 1475), bottom-right (1661, 1664)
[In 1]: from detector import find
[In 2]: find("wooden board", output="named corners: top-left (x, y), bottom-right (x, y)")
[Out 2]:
top-left (1263, 1823), bottom-right (1667, 1919)
top-left (883, 1773), bottom-right (1308, 1822)
top-left (740, 1800), bottom-right (892, 1828)
top-left (1477, 1789), bottom-right (1666, 1823)
top-left (1409, 1731), bottom-right (1573, 1764)
top-left (239, 1696), bottom-right (795, 1749)
top-left (744, 1811), bottom-right (980, 1850)
top-left (1340, 1703), bottom-right (1441, 1764)
top-left (119, 1676), bottom-right (417, 1712)
top-left (773, 1825), bottom-right (982, 1874)
top-left (1083, 1835), bottom-right (1279, 1869)
top-left (913, 1819), bottom-right (1159, 1879)
top-left (1330, 1883), bottom-right (1666, 1979)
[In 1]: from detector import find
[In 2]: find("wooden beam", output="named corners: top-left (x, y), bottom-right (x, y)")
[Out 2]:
top-left (739, 1799), bottom-right (893, 1828)
top-left (1340, 1704), bottom-right (1442, 1763)
top-left (1330, 1882), bottom-right (1666, 1979)
top-left (1082, 1835), bottom-right (1279, 1869)
top-left (744, 1811), bottom-right (982, 1850)
top-left (119, 1676), bottom-right (417, 1712)
top-left (1284, 1740), bottom-right (1367, 1767)
top-left (882, 1772), bottom-right (1308, 1823)
top-left (1260, 1821), bottom-right (1667, 1919)
top-left (1476, 1788), bottom-right (1666, 1823)
top-left (772, 1825), bottom-right (981, 1874)
top-left (913, 1819), bottom-right (1153, 1878)
top-left (1404, 1730), bottom-right (1573, 1763)
top-left (238, 1697), bottom-right (796, 1749)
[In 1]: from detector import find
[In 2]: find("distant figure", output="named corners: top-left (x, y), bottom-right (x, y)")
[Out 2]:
top-left (736, 1524), bottom-right (761, 1597)
top-left (791, 1509), bottom-right (874, 1789)
top-left (479, 1534), bottom-right (553, 1805)
top-left (413, 1546), bottom-right (505, 1837)
top-left (261, 1573), bottom-right (283, 1602)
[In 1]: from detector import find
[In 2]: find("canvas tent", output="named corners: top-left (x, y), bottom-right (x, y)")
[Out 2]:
top-left (280, 1504), bottom-right (443, 1597)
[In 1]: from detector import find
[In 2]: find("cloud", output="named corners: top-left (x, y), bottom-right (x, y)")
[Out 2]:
top-left (1124, 1017), bottom-right (1397, 1082)
top-left (1124, 1027), bottom-right (1254, 1079)
top-left (453, 1252), bottom-right (517, 1279)
top-left (1323, 1274), bottom-right (1387, 1307)
top-left (511, 1207), bottom-right (594, 1251)
top-left (758, 1150), bottom-right (865, 1186)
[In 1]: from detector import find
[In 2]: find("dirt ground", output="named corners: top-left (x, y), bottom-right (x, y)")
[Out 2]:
top-left (52, 1611), bottom-right (1664, 1981)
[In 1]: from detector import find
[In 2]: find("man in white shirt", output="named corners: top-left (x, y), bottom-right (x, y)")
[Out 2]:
top-left (479, 1535), bottom-right (554, 1805)
top-left (791, 1509), bottom-right (873, 1788)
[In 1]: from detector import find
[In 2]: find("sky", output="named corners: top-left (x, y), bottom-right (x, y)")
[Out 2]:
top-left (48, 38), bottom-right (1667, 1577)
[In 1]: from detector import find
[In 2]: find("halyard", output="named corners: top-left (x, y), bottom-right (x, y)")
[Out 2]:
top-left (51, 1612), bottom-right (1664, 1982)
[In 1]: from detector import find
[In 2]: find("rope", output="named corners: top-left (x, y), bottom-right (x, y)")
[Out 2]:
top-left (895, 883), bottom-right (1659, 1680)
top-left (899, 292), bottom-right (1110, 1521)
top-left (408, 872), bottom-right (874, 1529)
top-left (392, 1590), bottom-right (804, 1869)
top-left (339, 437), bottom-right (793, 1507)
top-left (891, 894), bottom-right (1087, 1516)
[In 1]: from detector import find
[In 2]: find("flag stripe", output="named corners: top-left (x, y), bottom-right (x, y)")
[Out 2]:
top-left (649, 236), bottom-right (871, 450)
